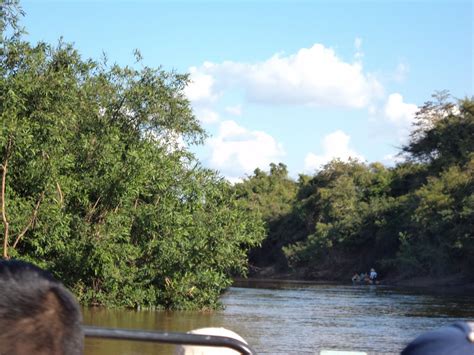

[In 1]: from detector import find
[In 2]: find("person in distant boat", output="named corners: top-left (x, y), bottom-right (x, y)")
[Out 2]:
top-left (369, 268), bottom-right (378, 284)
top-left (351, 273), bottom-right (361, 284)
top-left (0, 260), bottom-right (83, 355)
top-left (359, 272), bottom-right (370, 284)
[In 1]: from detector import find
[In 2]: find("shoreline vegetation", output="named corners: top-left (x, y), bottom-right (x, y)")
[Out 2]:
top-left (241, 267), bottom-right (474, 292)
top-left (234, 95), bottom-right (473, 295)
top-left (0, 1), bottom-right (265, 310)
top-left (1, 1), bottom-right (473, 310)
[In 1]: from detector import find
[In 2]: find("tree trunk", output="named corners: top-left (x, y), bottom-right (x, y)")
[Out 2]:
top-left (1, 137), bottom-right (12, 259)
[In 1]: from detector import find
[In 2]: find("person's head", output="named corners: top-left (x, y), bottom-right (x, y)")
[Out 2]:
top-left (0, 259), bottom-right (83, 355)
top-left (175, 327), bottom-right (248, 355)
top-left (402, 322), bottom-right (474, 355)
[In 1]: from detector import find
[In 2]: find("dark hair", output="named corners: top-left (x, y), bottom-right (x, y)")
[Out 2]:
top-left (0, 260), bottom-right (83, 355)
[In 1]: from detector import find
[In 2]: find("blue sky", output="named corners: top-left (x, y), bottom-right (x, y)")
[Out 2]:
top-left (22, 0), bottom-right (473, 181)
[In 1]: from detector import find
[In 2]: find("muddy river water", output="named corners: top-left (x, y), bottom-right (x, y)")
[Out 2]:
top-left (84, 279), bottom-right (474, 354)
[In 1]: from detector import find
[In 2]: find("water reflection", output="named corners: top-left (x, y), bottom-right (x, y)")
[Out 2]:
top-left (84, 281), bottom-right (474, 355)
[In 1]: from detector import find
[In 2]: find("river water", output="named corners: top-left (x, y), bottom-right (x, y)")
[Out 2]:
top-left (84, 279), bottom-right (474, 354)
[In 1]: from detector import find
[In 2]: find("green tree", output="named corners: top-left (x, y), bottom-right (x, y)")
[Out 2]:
top-left (283, 159), bottom-right (396, 277)
top-left (0, 5), bottom-right (264, 309)
top-left (234, 163), bottom-right (301, 267)
top-left (403, 91), bottom-right (474, 171)
top-left (394, 94), bottom-right (474, 276)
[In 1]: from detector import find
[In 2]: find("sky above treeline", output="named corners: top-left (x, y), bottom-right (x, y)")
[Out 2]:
top-left (22, 0), bottom-right (473, 182)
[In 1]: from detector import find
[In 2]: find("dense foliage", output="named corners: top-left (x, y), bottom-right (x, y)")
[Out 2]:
top-left (0, 1), bottom-right (264, 309)
top-left (234, 163), bottom-right (301, 268)
top-left (236, 94), bottom-right (473, 281)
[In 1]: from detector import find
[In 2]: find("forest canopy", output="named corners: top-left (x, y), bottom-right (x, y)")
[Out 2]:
top-left (236, 93), bottom-right (473, 281)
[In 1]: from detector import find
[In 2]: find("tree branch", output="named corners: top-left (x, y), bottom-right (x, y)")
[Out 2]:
top-left (1, 161), bottom-right (9, 259)
top-left (111, 95), bottom-right (126, 122)
top-left (1, 136), bottom-right (12, 259)
top-left (85, 196), bottom-right (101, 222)
top-left (56, 181), bottom-right (63, 206)
top-left (12, 192), bottom-right (44, 249)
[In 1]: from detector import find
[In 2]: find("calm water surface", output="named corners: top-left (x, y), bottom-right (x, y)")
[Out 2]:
top-left (84, 280), bottom-right (474, 354)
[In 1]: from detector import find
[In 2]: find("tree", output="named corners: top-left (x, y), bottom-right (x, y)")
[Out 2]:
top-left (0, 5), bottom-right (264, 309)
top-left (394, 94), bottom-right (474, 276)
top-left (403, 91), bottom-right (474, 171)
top-left (283, 159), bottom-right (395, 276)
top-left (234, 163), bottom-right (301, 267)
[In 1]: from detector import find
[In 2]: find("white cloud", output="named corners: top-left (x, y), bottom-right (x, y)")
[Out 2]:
top-left (186, 43), bottom-right (383, 109)
top-left (225, 104), bottom-right (242, 116)
top-left (208, 120), bottom-right (285, 180)
top-left (184, 66), bottom-right (219, 104)
top-left (368, 93), bottom-right (420, 143)
top-left (368, 104), bottom-right (377, 116)
top-left (194, 107), bottom-right (220, 124)
top-left (226, 176), bottom-right (244, 185)
top-left (304, 130), bottom-right (364, 172)
top-left (384, 93), bottom-right (418, 126)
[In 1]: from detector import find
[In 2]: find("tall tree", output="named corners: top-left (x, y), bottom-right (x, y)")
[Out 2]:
top-left (403, 91), bottom-right (474, 171)
top-left (0, 5), bottom-right (264, 309)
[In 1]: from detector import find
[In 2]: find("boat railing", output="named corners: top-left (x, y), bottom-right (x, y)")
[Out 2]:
top-left (83, 326), bottom-right (256, 355)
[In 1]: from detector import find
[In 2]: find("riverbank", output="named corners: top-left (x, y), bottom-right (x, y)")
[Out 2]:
top-left (389, 274), bottom-right (474, 291)
top-left (245, 265), bottom-right (474, 292)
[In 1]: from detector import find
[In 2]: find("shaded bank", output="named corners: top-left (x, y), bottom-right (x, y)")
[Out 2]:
top-left (245, 267), bottom-right (474, 293)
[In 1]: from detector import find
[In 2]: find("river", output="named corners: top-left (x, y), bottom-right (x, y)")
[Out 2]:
top-left (84, 279), bottom-right (474, 354)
